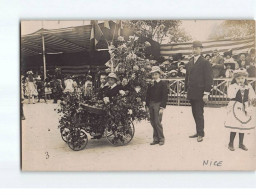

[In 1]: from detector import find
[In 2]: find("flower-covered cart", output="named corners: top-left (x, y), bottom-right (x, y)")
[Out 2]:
top-left (57, 35), bottom-right (154, 151)
top-left (59, 95), bottom-right (136, 151)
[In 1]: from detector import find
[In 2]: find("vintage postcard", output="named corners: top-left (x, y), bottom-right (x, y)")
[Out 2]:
top-left (21, 20), bottom-right (256, 171)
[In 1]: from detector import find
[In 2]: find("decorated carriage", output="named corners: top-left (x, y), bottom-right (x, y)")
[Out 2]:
top-left (59, 98), bottom-right (136, 151)
top-left (57, 35), bottom-right (153, 151)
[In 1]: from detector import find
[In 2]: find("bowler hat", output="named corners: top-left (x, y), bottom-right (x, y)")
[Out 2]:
top-left (192, 41), bottom-right (203, 48)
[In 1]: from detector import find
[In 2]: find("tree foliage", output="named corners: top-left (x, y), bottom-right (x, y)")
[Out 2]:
top-left (208, 20), bottom-right (255, 40)
top-left (127, 20), bottom-right (192, 44)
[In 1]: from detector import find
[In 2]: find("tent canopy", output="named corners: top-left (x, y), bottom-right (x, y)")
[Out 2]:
top-left (160, 37), bottom-right (255, 63)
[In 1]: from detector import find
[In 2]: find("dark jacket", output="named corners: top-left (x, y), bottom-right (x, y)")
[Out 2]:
top-left (104, 84), bottom-right (121, 100)
top-left (185, 56), bottom-right (213, 100)
top-left (97, 85), bottom-right (109, 100)
top-left (146, 80), bottom-right (168, 108)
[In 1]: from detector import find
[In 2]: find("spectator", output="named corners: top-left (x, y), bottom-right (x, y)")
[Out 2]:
top-left (177, 65), bottom-right (186, 77)
top-left (211, 49), bottom-right (224, 78)
top-left (63, 75), bottom-right (75, 93)
top-left (204, 54), bottom-right (212, 62)
top-left (36, 76), bottom-right (46, 103)
top-left (246, 48), bottom-right (256, 77)
top-left (83, 75), bottom-right (93, 99)
top-left (246, 48), bottom-right (255, 65)
top-left (237, 53), bottom-right (247, 69)
top-left (223, 50), bottom-right (239, 78)
top-left (25, 71), bottom-right (38, 104)
top-left (51, 76), bottom-right (63, 104)
top-left (21, 76), bottom-right (25, 120)
top-left (44, 78), bottom-right (52, 101)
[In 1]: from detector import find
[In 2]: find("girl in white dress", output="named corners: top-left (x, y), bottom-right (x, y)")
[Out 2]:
top-left (25, 71), bottom-right (38, 104)
top-left (63, 75), bottom-right (75, 93)
top-left (225, 68), bottom-right (256, 151)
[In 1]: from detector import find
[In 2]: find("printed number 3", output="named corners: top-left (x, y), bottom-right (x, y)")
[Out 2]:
top-left (45, 152), bottom-right (49, 159)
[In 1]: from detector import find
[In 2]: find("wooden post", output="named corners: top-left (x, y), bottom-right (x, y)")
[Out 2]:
top-left (42, 32), bottom-right (47, 80)
top-left (176, 80), bottom-right (180, 106)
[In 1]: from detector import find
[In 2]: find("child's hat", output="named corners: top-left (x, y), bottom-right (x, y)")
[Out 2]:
top-left (169, 70), bottom-right (178, 77)
top-left (27, 70), bottom-right (33, 75)
top-left (107, 72), bottom-right (118, 80)
top-left (232, 68), bottom-right (248, 79)
top-left (86, 75), bottom-right (92, 80)
top-left (150, 66), bottom-right (161, 74)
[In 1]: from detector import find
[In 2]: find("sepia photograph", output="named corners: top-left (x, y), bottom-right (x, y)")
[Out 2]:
top-left (20, 20), bottom-right (256, 171)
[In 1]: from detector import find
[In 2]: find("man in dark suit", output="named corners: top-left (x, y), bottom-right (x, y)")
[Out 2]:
top-left (185, 41), bottom-right (213, 142)
top-left (146, 66), bottom-right (168, 146)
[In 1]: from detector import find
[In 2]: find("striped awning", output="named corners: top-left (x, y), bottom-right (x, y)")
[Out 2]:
top-left (21, 25), bottom-right (92, 56)
top-left (160, 37), bottom-right (255, 63)
top-left (20, 21), bottom-right (124, 57)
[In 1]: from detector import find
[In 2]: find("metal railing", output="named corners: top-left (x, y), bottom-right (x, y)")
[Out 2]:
top-left (162, 78), bottom-right (256, 107)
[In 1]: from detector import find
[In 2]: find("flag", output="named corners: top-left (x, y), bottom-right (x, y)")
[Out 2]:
top-left (104, 21), bottom-right (110, 29)
top-left (117, 20), bottom-right (123, 36)
top-left (90, 20), bottom-right (104, 50)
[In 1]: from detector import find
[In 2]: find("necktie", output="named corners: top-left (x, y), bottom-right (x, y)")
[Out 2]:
top-left (154, 81), bottom-right (157, 85)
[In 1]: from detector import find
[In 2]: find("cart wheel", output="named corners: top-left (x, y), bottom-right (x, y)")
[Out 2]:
top-left (61, 128), bottom-right (70, 142)
top-left (106, 121), bottom-right (135, 146)
top-left (67, 129), bottom-right (88, 151)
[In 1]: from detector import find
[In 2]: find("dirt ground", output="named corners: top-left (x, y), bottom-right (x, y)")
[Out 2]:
top-left (21, 100), bottom-right (256, 171)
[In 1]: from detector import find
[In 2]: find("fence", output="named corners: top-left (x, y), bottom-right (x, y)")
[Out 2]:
top-left (162, 78), bottom-right (256, 107)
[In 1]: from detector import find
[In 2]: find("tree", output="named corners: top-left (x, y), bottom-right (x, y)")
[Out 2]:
top-left (208, 20), bottom-right (255, 40)
top-left (127, 20), bottom-right (191, 44)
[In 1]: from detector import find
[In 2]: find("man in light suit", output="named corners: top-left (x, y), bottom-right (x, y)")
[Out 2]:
top-left (185, 41), bottom-right (213, 142)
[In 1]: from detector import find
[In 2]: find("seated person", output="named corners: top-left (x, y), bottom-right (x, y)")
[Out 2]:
top-left (246, 48), bottom-right (256, 77)
top-left (97, 73), bottom-right (109, 99)
top-left (177, 65), bottom-right (186, 77)
top-left (103, 73), bottom-right (121, 102)
top-left (83, 75), bottom-right (93, 99)
top-left (204, 54), bottom-right (212, 62)
top-left (237, 53), bottom-right (247, 69)
top-left (223, 50), bottom-right (238, 78)
top-left (224, 64), bottom-right (234, 78)
top-left (121, 77), bottom-right (132, 94)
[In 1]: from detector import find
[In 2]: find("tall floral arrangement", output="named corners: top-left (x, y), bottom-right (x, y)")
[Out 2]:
top-left (57, 35), bottom-right (152, 137)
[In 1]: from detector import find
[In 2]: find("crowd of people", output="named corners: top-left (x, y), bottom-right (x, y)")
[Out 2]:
top-left (20, 70), bottom-right (139, 105)
top-left (21, 71), bottom-right (94, 104)
top-left (159, 47), bottom-right (256, 78)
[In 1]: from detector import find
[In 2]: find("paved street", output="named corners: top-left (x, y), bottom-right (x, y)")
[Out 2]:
top-left (21, 101), bottom-right (256, 171)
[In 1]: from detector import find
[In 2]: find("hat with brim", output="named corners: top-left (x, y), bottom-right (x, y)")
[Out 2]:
top-left (233, 68), bottom-right (248, 79)
top-left (192, 41), bottom-right (203, 48)
top-left (150, 66), bottom-right (161, 74)
top-left (224, 50), bottom-right (232, 57)
top-left (107, 72), bottom-right (118, 80)
top-left (204, 54), bottom-right (211, 58)
top-left (169, 70), bottom-right (178, 77)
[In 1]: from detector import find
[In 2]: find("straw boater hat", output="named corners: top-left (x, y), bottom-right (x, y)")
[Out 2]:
top-left (107, 72), bottom-right (118, 80)
top-left (150, 66), bottom-right (161, 74)
top-left (232, 68), bottom-right (248, 79)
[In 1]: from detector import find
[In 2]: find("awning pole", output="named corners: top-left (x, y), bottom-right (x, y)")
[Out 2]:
top-left (41, 32), bottom-right (47, 80)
